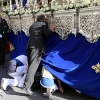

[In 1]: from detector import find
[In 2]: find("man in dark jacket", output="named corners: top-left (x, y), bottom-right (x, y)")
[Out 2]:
top-left (0, 13), bottom-right (9, 68)
top-left (23, 14), bottom-right (55, 95)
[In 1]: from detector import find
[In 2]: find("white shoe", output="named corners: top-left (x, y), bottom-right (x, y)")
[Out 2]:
top-left (43, 88), bottom-right (51, 98)
top-left (75, 89), bottom-right (81, 93)
top-left (43, 92), bottom-right (52, 98)
top-left (1, 78), bottom-right (8, 90)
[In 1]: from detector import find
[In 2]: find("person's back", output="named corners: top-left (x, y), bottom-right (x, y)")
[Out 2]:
top-left (7, 55), bottom-right (28, 74)
top-left (15, 55), bottom-right (28, 65)
top-left (27, 15), bottom-right (54, 52)
top-left (28, 21), bottom-right (46, 50)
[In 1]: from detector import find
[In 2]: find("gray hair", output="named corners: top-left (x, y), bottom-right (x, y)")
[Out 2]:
top-left (37, 14), bottom-right (46, 21)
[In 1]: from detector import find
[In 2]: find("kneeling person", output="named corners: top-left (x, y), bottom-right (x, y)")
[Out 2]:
top-left (1, 55), bottom-right (28, 90)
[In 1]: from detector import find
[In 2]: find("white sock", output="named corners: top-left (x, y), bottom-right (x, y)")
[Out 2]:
top-left (50, 83), bottom-right (58, 93)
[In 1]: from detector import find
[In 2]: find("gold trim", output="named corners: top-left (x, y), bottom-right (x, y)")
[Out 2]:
top-left (91, 63), bottom-right (100, 73)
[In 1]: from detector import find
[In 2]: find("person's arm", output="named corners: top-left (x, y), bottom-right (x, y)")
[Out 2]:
top-left (3, 19), bottom-right (9, 32)
top-left (42, 23), bottom-right (55, 36)
top-left (57, 79), bottom-right (64, 93)
top-left (0, 19), bottom-right (9, 33)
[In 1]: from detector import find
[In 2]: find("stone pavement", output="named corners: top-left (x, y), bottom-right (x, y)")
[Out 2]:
top-left (0, 53), bottom-right (98, 100)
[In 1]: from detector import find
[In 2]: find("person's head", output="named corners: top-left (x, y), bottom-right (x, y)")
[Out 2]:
top-left (37, 14), bottom-right (46, 22)
top-left (6, 60), bottom-right (17, 73)
top-left (0, 13), bottom-right (2, 18)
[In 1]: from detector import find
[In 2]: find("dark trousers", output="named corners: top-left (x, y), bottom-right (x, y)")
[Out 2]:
top-left (24, 48), bottom-right (42, 89)
top-left (0, 38), bottom-right (6, 66)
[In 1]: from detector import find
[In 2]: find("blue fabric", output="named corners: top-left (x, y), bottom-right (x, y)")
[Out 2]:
top-left (40, 77), bottom-right (55, 87)
top-left (41, 32), bottom-right (100, 99)
top-left (9, 29), bottom-right (100, 99)
top-left (23, 0), bottom-right (27, 6)
top-left (13, 58), bottom-right (24, 66)
top-left (9, 30), bottom-right (29, 59)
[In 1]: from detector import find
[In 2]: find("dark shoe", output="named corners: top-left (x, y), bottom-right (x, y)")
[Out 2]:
top-left (22, 87), bottom-right (34, 95)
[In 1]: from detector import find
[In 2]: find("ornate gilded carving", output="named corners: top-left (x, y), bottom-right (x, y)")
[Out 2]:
top-left (53, 10), bottom-right (77, 40)
top-left (9, 15), bottom-right (21, 34)
top-left (8, 14), bottom-right (33, 35)
top-left (21, 14), bottom-right (33, 36)
top-left (78, 7), bottom-right (100, 43)
top-left (4, 5), bottom-right (100, 43)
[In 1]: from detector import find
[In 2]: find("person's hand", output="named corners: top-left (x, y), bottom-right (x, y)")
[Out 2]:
top-left (59, 87), bottom-right (64, 93)
top-left (49, 24), bottom-right (55, 32)
top-left (4, 26), bottom-right (6, 28)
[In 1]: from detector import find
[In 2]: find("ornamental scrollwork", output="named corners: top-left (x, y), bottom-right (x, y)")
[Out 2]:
top-left (78, 7), bottom-right (100, 43)
top-left (21, 14), bottom-right (33, 36)
top-left (9, 15), bottom-right (21, 34)
top-left (53, 10), bottom-right (76, 40)
top-left (4, 6), bottom-right (100, 43)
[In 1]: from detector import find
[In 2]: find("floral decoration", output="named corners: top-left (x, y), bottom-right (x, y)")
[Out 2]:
top-left (91, 63), bottom-right (100, 73)
top-left (1, 0), bottom-right (100, 16)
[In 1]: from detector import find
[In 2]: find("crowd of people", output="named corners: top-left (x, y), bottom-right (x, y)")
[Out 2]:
top-left (0, 13), bottom-right (64, 98)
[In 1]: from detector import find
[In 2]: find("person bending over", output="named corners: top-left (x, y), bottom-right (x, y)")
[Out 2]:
top-left (1, 55), bottom-right (28, 90)
top-left (40, 67), bottom-right (64, 98)
top-left (22, 14), bottom-right (55, 95)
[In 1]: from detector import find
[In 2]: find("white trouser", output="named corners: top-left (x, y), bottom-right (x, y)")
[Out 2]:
top-left (40, 80), bottom-right (58, 93)
top-left (46, 83), bottom-right (58, 93)
top-left (7, 65), bottom-right (27, 87)
top-left (4, 79), bottom-right (21, 87)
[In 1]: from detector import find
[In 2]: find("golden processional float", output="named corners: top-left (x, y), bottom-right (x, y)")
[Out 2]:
top-left (1, 0), bottom-right (100, 72)
top-left (1, 0), bottom-right (100, 43)
top-left (2, 0), bottom-right (100, 43)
